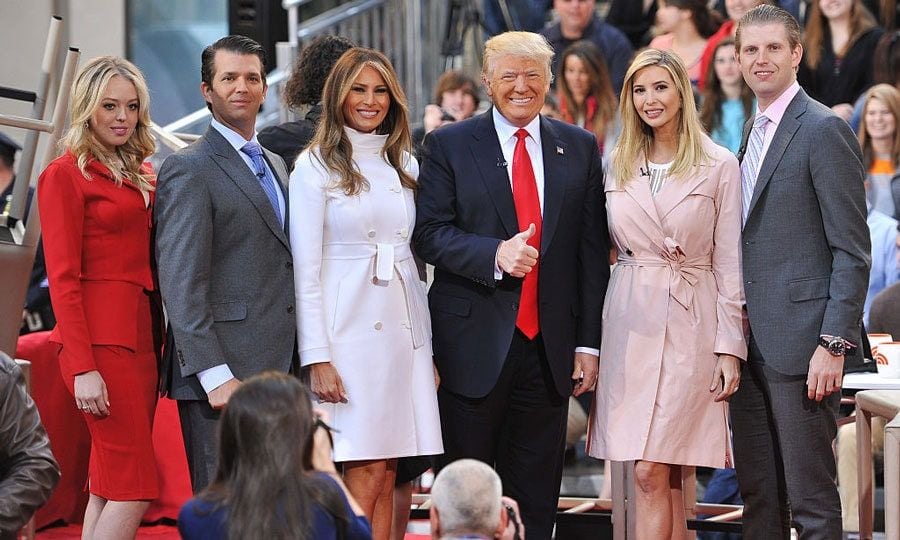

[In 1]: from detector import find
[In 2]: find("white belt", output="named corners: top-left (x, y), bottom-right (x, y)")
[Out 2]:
top-left (322, 241), bottom-right (428, 348)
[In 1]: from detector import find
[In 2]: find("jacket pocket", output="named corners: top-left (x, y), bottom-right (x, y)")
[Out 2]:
top-left (788, 276), bottom-right (830, 302)
top-left (211, 300), bottom-right (247, 322)
top-left (431, 292), bottom-right (472, 317)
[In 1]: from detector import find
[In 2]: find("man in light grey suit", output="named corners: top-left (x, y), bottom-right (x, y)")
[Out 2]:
top-left (154, 35), bottom-right (297, 491)
top-left (732, 6), bottom-right (871, 537)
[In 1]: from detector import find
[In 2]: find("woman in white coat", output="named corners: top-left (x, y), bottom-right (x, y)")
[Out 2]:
top-left (289, 47), bottom-right (442, 540)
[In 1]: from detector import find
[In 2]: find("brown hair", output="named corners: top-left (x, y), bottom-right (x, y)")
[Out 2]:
top-left (803, 0), bottom-right (878, 70)
top-left (432, 70), bottom-right (480, 109)
top-left (556, 40), bottom-right (617, 142)
top-left (659, 0), bottom-right (722, 38)
top-left (198, 372), bottom-right (350, 540)
top-left (859, 83), bottom-right (900, 170)
top-left (283, 35), bottom-right (355, 109)
top-left (699, 38), bottom-right (755, 134)
top-left (309, 47), bottom-right (415, 196)
top-left (735, 4), bottom-right (802, 52)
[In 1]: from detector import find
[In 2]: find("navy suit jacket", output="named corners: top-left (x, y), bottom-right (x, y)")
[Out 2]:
top-left (413, 110), bottom-right (610, 398)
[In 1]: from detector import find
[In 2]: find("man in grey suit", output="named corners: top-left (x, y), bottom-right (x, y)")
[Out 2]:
top-left (154, 35), bottom-right (297, 491)
top-left (732, 6), bottom-right (871, 537)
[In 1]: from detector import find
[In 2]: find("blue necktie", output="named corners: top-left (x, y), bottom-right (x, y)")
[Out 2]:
top-left (241, 141), bottom-right (283, 225)
top-left (740, 114), bottom-right (769, 223)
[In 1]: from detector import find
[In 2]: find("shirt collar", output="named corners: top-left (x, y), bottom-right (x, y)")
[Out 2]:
top-left (492, 107), bottom-right (542, 146)
top-left (755, 81), bottom-right (800, 126)
top-left (210, 117), bottom-right (259, 152)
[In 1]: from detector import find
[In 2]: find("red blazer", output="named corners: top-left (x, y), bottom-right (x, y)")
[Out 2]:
top-left (38, 151), bottom-right (156, 378)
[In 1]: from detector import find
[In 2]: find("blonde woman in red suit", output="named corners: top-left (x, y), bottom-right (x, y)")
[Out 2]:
top-left (38, 56), bottom-right (161, 540)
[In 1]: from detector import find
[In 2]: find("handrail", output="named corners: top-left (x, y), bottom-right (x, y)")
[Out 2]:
top-left (295, 0), bottom-right (386, 41)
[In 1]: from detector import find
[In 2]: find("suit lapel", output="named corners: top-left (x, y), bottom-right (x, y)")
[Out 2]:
top-left (623, 162), bottom-right (664, 233)
top-left (746, 91), bottom-right (806, 220)
top-left (654, 167), bottom-right (711, 219)
top-left (203, 127), bottom-right (290, 250)
top-left (470, 111), bottom-right (518, 238)
top-left (539, 117), bottom-right (565, 256)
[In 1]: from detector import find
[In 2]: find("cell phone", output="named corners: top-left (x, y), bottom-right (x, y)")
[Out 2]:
top-left (505, 504), bottom-right (521, 540)
top-left (440, 109), bottom-right (456, 122)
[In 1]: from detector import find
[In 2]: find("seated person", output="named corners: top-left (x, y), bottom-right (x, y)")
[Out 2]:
top-left (178, 372), bottom-right (371, 540)
top-left (540, 0), bottom-right (634, 94)
top-left (0, 351), bottom-right (60, 537)
top-left (429, 459), bottom-right (524, 540)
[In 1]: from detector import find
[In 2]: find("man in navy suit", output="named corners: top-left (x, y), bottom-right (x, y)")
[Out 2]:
top-left (414, 31), bottom-right (609, 538)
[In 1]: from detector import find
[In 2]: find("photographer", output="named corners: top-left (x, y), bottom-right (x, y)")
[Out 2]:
top-left (429, 459), bottom-right (524, 540)
top-left (413, 70), bottom-right (480, 157)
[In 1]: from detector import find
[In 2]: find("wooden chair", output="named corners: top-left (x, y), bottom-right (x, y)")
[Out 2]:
top-left (856, 389), bottom-right (900, 539)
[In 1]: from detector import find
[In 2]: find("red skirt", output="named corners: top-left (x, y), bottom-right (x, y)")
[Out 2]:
top-left (60, 293), bottom-right (159, 501)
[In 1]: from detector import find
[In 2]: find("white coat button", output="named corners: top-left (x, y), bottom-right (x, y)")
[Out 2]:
top-left (374, 321), bottom-right (383, 330)
top-left (390, 185), bottom-right (401, 193)
top-left (367, 229), bottom-right (376, 238)
top-left (399, 227), bottom-right (408, 238)
top-left (401, 320), bottom-right (410, 328)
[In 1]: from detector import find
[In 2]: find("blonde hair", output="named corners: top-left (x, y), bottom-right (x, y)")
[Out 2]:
top-left (482, 31), bottom-right (555, 83)
top-left (859, 83), bottom-right (900, 170)
top-left (62, 56), bottom-right (155, 191)
top-left (612, 49), bottom-right (709, 188)
top-left (310, 47), bottom-right (414, 196)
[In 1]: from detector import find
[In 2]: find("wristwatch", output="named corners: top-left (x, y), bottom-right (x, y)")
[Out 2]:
top-left (818, 335), bottom-right (856, 357)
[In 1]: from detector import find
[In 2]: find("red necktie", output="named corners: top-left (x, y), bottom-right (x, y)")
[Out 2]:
top-left (512, 128), bottom-right (541, 339)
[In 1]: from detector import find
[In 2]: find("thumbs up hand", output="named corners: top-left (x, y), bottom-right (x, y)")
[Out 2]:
top-left (497, 223), bottom-right (539, 278)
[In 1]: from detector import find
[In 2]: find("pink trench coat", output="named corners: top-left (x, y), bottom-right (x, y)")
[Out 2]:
top-left (587, 136), bottom-right (748, 468)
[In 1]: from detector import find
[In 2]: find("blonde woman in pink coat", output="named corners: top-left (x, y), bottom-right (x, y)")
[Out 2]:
top-left (587, 48), bottom-right (746, 539)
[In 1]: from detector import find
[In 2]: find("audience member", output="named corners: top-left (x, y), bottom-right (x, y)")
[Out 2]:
top-left (865, 203), bottom-right (899, 323)
top-left (714, 0), bottom-right (801, 22)
top-left (0, 351), bottom-right (60, 539)
top-left (850, 29), bottom-right (900, 130)
top-left (731, 6), bottom-right (870, 537)
top-left (482, 0), bottom-right (552, 36)
top-left (556, 40), bottom-right (620, 158)
top-left (649, 0), bottom-right (722, 86)
top-left (258, 35), bottom-right (355, 169)
top-left (178, 372), bottom-right (371, 540)
top-left (606, 0), bottom-right (658, 48)
top-left (0, 132), bottom-right (53, 335)
top-left (291, 47), bottom-right (442, 540)
top-left (697, 0), bottom-right (768, 91)
top-left (588, 48), bottom-right (744, 538)
top-left (429, 459), bottom-right (524, 540)
top-left (414, 31), bottom-right (609, 538)
top-left (799, 0), bottom-right (884, 120)
top-left (540, 0), bottom-right (635, 95)
top-left (414, 69), bottom-right (481, 155)
top-left (154, 35), bottom-right (297, 492)
top-left (869, 224), bottom-right (900, 333)
top-left (860, 83), bottom-right (900, 217)
top-left (700, 38), bottom-right (755, 153)
top-left (863, 0), bottom-right (900, 29)
top-left (0, 132), bottom-right (22, 217)
top-left (38, 55), bottom-right (162, 539)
